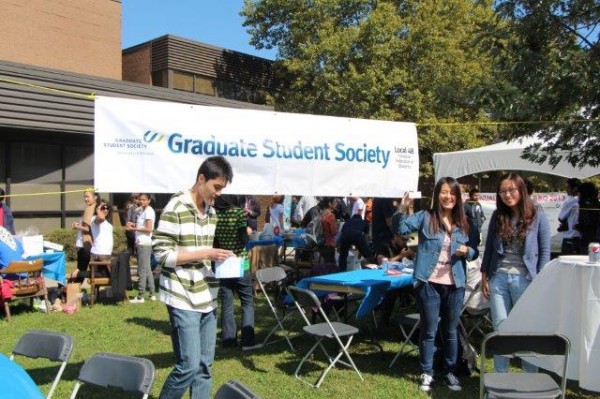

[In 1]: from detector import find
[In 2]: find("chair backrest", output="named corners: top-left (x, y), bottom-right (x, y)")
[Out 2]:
top-left (287, 285), bottom-right (330, 326)
top-left (214, 380), bottom-right (260, 399)
top-left (73, 353), bottom-right (155, 397)
top-left (255, 266), bottom-right (287, 285)
top-left (482, 333), bottom-right (569, 358)
top-left (2, 259), bottom-right (44, 289)
top-left (12, 330), bottom-right (74, 363)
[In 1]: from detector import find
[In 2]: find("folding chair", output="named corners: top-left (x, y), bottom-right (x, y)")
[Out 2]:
top-left (480, 332), bottom-right (570, 399)
top-left (214, 379), bottom-right (261, 399)
top-left (69, 352), bottom-right (155, 399)
top-left (287, 286), bottom-right (363, 388)
top-left (461, 260), bottom-right (492, 340)
top-left (255, 266), bottom-right (300, 351)
top-left (10, 330), bottom-right (74, 399)
top-left (388, 312), bottom-right (420, 368)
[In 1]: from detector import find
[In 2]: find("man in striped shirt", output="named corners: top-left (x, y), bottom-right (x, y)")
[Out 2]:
top-left (153, 156), bottom-right (234, 399)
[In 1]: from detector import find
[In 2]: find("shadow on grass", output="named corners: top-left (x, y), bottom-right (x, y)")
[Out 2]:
top-left (125, 316), bottom-right (172, 335)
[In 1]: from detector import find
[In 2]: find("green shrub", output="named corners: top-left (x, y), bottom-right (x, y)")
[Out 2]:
top-left (45, 226), bottom-right (129, 261)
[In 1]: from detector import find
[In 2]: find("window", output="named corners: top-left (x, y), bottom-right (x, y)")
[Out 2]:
top-left (173, 71), bottom-right (194, 92)
top-left (194, 75), bottom-right (215, 96)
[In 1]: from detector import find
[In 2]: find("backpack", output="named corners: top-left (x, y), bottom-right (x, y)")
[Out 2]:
top-left (306, 211), bottom-right (326, 245)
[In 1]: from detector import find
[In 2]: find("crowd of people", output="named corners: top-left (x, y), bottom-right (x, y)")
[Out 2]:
top-left (2, 161), bottom-right (600, 397)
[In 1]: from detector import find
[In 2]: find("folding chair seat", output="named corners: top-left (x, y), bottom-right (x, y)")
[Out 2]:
top-left (288, 286), bottom-right (363, 388)
top-left (10, 330), bottom-right (74, 399)
top-left (389, 312), bottom-right (420, 368)
top-left (214, 379), bottom-right (261, 399)
top-left (255, 266), bottom-right (300, 351)
top-left (69, 352), bottom-right (155, 398)
top-left (480, 332), bottom-right (570, 399)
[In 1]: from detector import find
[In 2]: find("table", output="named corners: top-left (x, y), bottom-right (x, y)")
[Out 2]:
top-left (0, 353), bottom-right (45, 399)
top-left (26, 251), bottom-right (66, 285)
top-left (295, 269), bottom-right (414, 320)
top-left (500, 256), bottom-right (600, 392)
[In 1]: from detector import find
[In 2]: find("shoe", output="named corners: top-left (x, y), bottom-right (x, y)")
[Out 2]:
top-left (419, 373), bottom-right (434, 392)
top-left (242, 344), bottom-right (263, 351)
top-left (149, 295), bottom-right (157, 301)
top-left (444, 372), bottom-right (462, 392)
top-left (130, 297), bottom-right (145, 304)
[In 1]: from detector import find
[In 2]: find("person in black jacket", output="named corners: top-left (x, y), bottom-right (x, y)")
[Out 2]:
top-left (337, 214), bottom-right (374, 271)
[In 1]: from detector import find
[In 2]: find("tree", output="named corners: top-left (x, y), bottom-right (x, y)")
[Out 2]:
top-left (483, 0), bottom-right (600, 168)
top-left (242, 0), bottom-right (499, 180)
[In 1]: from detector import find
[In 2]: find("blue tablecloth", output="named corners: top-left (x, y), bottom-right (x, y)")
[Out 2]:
top-left (0, 354), bottom-right (44, 399)
top-left (294, 269), bottom-right (414, 319)
top-left (26, 251), bottom-right (67, 285)
top-left (246, 236), bottom-right (283, 251)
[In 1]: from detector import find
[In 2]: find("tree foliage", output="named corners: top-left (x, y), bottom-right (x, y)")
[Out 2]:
top-left (482, 0), bottom-right (600, 168)
top-left (242, 0), bottom-right (499, 179)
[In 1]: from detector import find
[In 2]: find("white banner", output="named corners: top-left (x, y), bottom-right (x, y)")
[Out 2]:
top-left (468, 192), bottom-right (567, 253)
top-left (94, 96), bottom-right (419, 196)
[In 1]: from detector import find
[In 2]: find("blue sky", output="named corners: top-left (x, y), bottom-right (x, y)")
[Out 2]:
top-left (121, 0), bottom-right (276, 60)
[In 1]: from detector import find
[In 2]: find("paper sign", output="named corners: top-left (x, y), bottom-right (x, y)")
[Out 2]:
top-left (215, 257), bottom-right (243, 279)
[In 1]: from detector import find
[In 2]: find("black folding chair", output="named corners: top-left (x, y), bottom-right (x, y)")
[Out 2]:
top-left (214, 379), bottom-right (260, 399)
top-left (10, 329), bottom-right (74, 399)
top-left (287, 286), bottom-right (363, 388)
top-left (69, 353), bottom-right (155, 398)
top-left (255, 266), bottom-right (300, 351)
top-left (480, 332), bottom-right (570, 399)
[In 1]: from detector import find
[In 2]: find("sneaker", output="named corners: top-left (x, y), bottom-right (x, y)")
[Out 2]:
top-left (149, 295), bottom-right (157, 301)
top-left (444, 372), bottom-right (462, 392)
top-left (419, 373), bottom-right (434, 392)
top-left (130, 297), bottom-right (145, 304)
top-left (242, 343), bottom-right (263, 351)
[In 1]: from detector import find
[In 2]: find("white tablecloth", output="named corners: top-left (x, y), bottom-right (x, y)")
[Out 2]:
top-left (500, 255), bottom-right (600, 392)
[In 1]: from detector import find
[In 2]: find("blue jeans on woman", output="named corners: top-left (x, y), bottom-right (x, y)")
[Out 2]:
top-left (159, 306), bottom-right (217, 399)
top-left (415, 281), bottom-right (465, 376)
top-left (489, 272), bottom-right (538, 373)
top-left (219, 270), bottom-right (255, 347)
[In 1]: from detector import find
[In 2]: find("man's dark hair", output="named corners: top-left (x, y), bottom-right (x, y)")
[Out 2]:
top-left (566, 178), bottom-right (581, 190)
top-left (197, 156), bottom-right (233, 183)
top-left (468, 188), bottom-right (479, 197)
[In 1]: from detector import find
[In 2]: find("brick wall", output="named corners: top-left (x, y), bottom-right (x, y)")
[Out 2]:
top-left (122, 45), bottom-right (152, 84)
top-left (0, 0), bottom-right (122, 79)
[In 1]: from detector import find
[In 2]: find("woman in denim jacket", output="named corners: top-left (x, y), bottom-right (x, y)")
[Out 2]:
top-left (481, 173), bottom-right (550, 372)
top-left (395, 177), bottom-right (478, 392)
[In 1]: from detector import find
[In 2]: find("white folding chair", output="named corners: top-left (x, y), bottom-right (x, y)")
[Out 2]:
top-left (288, 286), bottom-right (363, 388)
top-left (10, 329), bottom-right (74, 399)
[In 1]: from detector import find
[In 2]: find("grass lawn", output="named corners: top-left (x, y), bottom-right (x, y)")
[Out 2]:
top-left (1, 264), bottom-right (598, 398)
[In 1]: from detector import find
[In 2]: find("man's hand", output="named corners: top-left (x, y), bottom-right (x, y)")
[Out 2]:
top-left (205, 248), bottom-right (235, 262)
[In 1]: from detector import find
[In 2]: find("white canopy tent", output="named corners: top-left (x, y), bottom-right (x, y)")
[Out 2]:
top-left (433, 136), bottom-right (598, 181)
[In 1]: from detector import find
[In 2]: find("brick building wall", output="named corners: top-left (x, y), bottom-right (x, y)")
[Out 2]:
top-left (122, 44), bottom-right (152, 84)
top-left (0, 0), bottom-right (122, 79)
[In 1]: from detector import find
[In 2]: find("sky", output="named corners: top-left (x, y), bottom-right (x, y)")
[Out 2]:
top-left (121, 0), bottom-right (277, 60)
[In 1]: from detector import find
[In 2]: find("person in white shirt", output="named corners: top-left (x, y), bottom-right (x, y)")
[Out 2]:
top-left (126, 193), bottom-right (156, 303)
top-left (293, 196), bottom-right (317, 225)
top-left (268, 195), bottom-right (284, 233)
top-left (69, 200), bottom-right (113, 281)
top-left (558, 178), bottom-right (581, 255)
top-left (350, 196), bottom-right (366, 219)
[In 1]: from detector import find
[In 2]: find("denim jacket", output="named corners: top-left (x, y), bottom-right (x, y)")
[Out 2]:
top-left (481, 210), bottom-right (550, 280)
top-left (395, 210), bottom-right (479, 288)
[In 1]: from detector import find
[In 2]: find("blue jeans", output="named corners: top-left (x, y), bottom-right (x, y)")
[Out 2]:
top-left (415, 281), bottom-right (464, 375)
top-left (159, 306), bottom-right (217, 399)
top-left (219, 271), bottom-right (255, 347)
top-left (489, 272), bottom-right (538, 373)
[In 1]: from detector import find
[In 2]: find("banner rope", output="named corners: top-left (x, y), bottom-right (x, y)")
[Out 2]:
top-left (0, 76), bottom-right (95, 100)
top-left (1, 188), bottom-right (98, 198)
